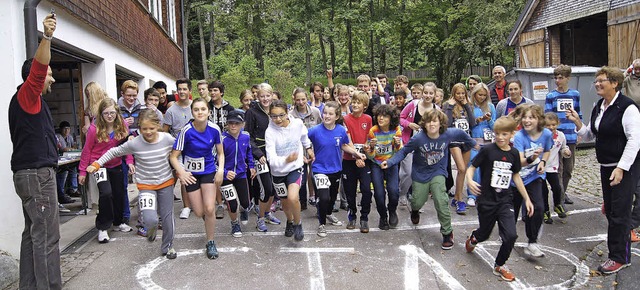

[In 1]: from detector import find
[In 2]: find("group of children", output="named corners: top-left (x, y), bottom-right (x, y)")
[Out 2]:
top-left (76, 67), bottom-right (583, 282)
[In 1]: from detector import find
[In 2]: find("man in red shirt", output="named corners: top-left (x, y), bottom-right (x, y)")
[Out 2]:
top-left (489, 65), bottom-right (508, 106)
top-left (9, 14), bottom-right (62, 289)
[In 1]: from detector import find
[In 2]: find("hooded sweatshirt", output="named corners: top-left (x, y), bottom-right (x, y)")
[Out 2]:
top-left (289, 104), bottom-right (322, 128)
top-left (208, 99), bottom-right (235, 132)
top-left (264, 117), bottom-right (311, 177)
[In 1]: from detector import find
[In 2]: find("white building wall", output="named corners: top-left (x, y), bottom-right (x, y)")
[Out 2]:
top-left (0, 0), bottom-right (178, 259)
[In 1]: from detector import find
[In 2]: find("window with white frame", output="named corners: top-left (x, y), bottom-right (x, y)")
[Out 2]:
top-left (149, 0), bottom-right (163, 25)
top-left (167, 0), bottom-right (177, 40)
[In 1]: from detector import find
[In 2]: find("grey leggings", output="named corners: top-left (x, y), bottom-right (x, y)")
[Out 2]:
top-left (139, 186), bottom-right (175, 254)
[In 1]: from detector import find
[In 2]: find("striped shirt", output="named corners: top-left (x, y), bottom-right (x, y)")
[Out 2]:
top-left (545, 89), bottom-right (582, 144)
top-left (366, 125), bottom-right (403, 165)
top-left (93, 132), bottom-right (175, 190)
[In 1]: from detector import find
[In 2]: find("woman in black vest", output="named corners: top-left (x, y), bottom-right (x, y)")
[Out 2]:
top-left (566, 67), bottom-right (640, 275)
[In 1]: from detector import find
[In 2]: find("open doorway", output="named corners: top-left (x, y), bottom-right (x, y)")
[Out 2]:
top-left (560, 12), bottom-right (608, 67)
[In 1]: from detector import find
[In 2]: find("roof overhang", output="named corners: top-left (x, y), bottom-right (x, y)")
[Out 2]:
top-left (507, 0), bottom-right (540, 47)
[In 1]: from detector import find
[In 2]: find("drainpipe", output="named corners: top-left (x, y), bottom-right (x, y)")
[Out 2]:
top-left (180, 0), bottom-right (189, 78)
top-left (24, 0), bottom-right (43, 58)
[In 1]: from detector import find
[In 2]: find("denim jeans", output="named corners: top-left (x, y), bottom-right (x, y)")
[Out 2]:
top-left (56, 166), bottom-right (78, 198)
top-left (13, 167), bottom-right (62, 289)
top-left (371, 163), bottom-right (399, 219)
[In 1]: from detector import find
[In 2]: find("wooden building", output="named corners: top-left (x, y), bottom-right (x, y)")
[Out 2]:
top-left (507, 0), bottom-right (640, 69)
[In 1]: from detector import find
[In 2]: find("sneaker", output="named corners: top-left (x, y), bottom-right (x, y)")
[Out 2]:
top-left (360, 220), bottom-right (369, 233)
top-left (332, 205), bottom-right (339, 213)
top-left (253, 204), bottom-right (260, 216)
top-left (317, 224), bottom-right (327, 237)
top-left (265, 212), bottom-right (281, 225)
top-left (116, 223), bottom-right (133, 232)
top-left (389, 211), bottom-right (398, 228)
top-left (137, 227), bottom-right (148, 237)
top-left (456, 201), bottom-right (467, 215)
top-left (467, 198), bottom-right (476, 207)
top-left (340, 203), bottom-right (348, 210)
top-left (554, 205), bottom-right (567, 218)
top-left (493, 265), bottom-right (516, 281)
top-left (631, 230), bottom-right (640, 243)
top-left (543, 211), bottom-right (553, 224)
top-left (564, 195), bottom-right (574, 204)
top-left (179, 207), bottom-right (191, 219)
top-left (285, 221), bottom-right (294, 237)
top-left (240, 210), bottom-right (249, 225)
top-left (97, 230), bottom-right (110, 243)
top-left (410, 210), bottom-right (420, 225)
top-left (231, 221), bottom-right (242, 238)
top-left (173, 195), bottom-right (181, 202)
top-left (399, 196), bottom-right (408, 206)
top-left (524, 243), bottom-right (545, 258)
top-left (441, 232), bottom-right (454, 250)
top-left (326, 214), bottom-right (343, 226)
top-left (379, 218), bottom-right (390, 230)
top-left (308, 197), bottom-right (316, 206)
top-left (58, 203), bottom-right (71, 213)
top-left (293, 223), bottom-right (304, 241)
top-left (450, 199), bottom-right (457, 208)
top-left (448, 189), bottom-right (455, 197)
top-left (256, 218), bottom-right (268, 232)
top-left (164, 248), bottom-right (177, 259)
top-left (270, 201), bottom-right (277, 212)
top-left (346, 219), bottom-right (357, 230)
top-left (147, 225), bottom-right (157, 242)
top-left (205, 240), bottom-right (219, 259)
top-left (67, 189), bottom-right (82, 198)
top-left (59, 194), bottom-right (75, 204)
top-left (465, 234), bottom-right (478, 253)
top-left (216, 204), bottom-right (224, 219)
top-left (598, 259), bottom-right (630, 275)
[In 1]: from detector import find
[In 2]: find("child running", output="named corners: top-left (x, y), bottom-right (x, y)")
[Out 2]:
top-left (78, 98), bottom-right (134, 243)
top-left (221, 110), bottom-right (256, 237)
top-left (265, 100), bottom-right (315, 241)
top-left (308, 101), bottom-right (366, 237)
top-left (542, 112), bottom-right (571, 224)
top-left (169, 98), bottom-right (225, 259)
top-left (86, 109), bottom-right (177, 259)
top-left (366, 104), bottom-right (403, 230)
top-left (465, 116), bottom-right (534, 282)
top-left (382, 110), bottom-right (476, 249)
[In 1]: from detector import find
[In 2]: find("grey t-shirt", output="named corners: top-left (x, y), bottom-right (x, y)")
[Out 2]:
top-left (163, 103), bottom-right (193, 137)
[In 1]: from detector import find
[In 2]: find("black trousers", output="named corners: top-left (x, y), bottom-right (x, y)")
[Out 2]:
top-left (96, 167), bottom-right (126, 230)
top-left (512, 178), bottom-right (544, 243)
top-left (472, 201), bottom-right (518, 267)
top-left (601, 165), bottom-right (635, 264)
top-left (342, 160), bottom-right (373, 221)
top-left (313, 172), bottom-right (342, 225)
top-left (542, 172), bottom-right (564, 212)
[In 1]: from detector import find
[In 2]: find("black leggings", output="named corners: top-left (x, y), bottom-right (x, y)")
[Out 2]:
top-left (251, 171), bottom-right (274, 203)
top-left (542, 172), bottom-right (563, 212)
top-left (313, 172), bottom-right (342, 225)
top-left (222, 177), bottom-right (250, 213)
top-left (95, 167), bottom-right (126, 230)
top-left (512, 179), bottom-right (544, 243)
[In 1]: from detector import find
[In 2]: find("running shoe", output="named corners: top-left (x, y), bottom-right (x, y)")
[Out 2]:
top-left (389, 211), bottom-right (398, 228)
top-left (308, 197), bottom-right (316, 206)
top-left (231, 221), bottom-right (242, 238)
top-left (399, 196), bottom-right (408, 206)
top-left (206, 240), bottom-right (219, 259)
top-left (465, 234), bottom-right (477, 253)
top-left (97, 230), bottom-right (110, 243)
top-left (216, 204), bottom-right (224, 219)
top-left (137, 227), bottom-right (147, 237)
top-left (164, 248), bottom-right (177, 259)
top-left (59, 194), bottom-right (75, 204)
top-left (493, 265), bottom-right (516, 281)
top-left (340, 202), bottom-right (348, 211)
top-left (360, 220), bottom-right (369, 233)
top-left (631, 230), bottom-right (640, 243)
top-left (317, 224), bottom-right (327, 237)
top-left (524, 243), bottom-right (545, 258)
top-left (265, 212), bottom-right (281, 225)
top-left (441, 232), bottom-right (454, 250)
top-left (326, 214), bottom-right (343, 226)
top-left (456, 201), bottom-right (467, 215)
top-left (467, 198), bottom-right (476, 207)
top-left (554, 205), bottom-right (567, 218)
top-left (598, 259), bottom-right (629, 275)
top-left (410, 210), bottom-right (420, 225)
top-left (256, 218), bottom-right (268, 232)
top-left (346, 218), bottom-right (357, 230)
top-left (379, 218), bottom-right (390, 231)
top-left (285, 220), bottom-right (294, 237)
top-left (147, 225), bottom-right (157, 242)
top-left (179, 207), bottom-right (191, 219)
top-left (240, 209), bottom-right (249, 225)
top-left (332, 204), bottom-right (339, 213)
top-left (450, 198), bottom-right (457, 208)
top-left (293, 223), bottom-right (304, 241)
top-left (543, 211), bottom-right (553, 224)
top-left (116, 223), bottom-right (133, 232)
top-left (58, 203), bottom-right (70, 213)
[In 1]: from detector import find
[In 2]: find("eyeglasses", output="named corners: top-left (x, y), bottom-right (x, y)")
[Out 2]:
top-left (593, 79), bottom-right (610, 84)
top-left (102, 111), bottom-right (117, 117)
top-left (270, 113), bottom-right (287, 120)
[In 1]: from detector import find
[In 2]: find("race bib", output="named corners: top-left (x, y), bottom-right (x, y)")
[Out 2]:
top-left (353, 144), bottom-right (365, 154)
top-left (255, 160), bottom-right (269, 175)
top-left (274, 182), bottom-right (288, 197)
top-left (376, 143), bottom-right (393, 155)
top-left (557, 99), bottom-right (573, 112)
top-left (139, 192), bottom-right (157, 211)
top-left (483, 129), bottom-right (495, 141)
top-left (490, 169), bottom-right (512, 190)
top-left (220, 184), bottom-right (238, 201)
top-left (93, 168), bottom-right (107, 183)
top-left (454, 119), bottom-right (469, 132)
top-left (314, 174), bottom-right (331, 189)
top-left (184, 156), bottom-right (205, 173)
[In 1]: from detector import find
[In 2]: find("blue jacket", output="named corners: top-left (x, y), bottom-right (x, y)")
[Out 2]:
top-left (222, 130), bottom-right (254, 179)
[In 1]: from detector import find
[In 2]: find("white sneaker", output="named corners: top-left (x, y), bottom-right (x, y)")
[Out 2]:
top-left (216, 204), bottom-right (224, 219)
top-left (467, 198), bottom-right (476, 207)
top-left (317, 224), bottom-right (327, 237)
top-left (524, 243), bottom-right (545, 258)
top-left (98, 230), bottom-right (110, 243)
top-left (179, 207), bottom-right (191, 219)
top-left (326, 214), bottom-right (343, 226)
top-left (116, 223), bottom-right (133, 232)
top-left (58, 203), bottom-right (71, 213)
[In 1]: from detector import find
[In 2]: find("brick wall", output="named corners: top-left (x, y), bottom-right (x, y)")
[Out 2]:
top-left (51, 0), bottom-right (184, 79)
